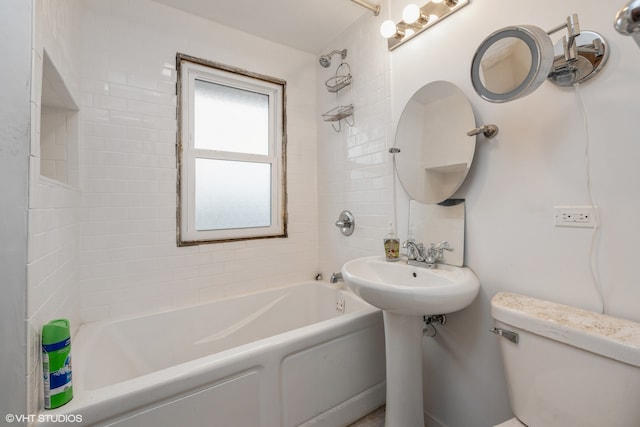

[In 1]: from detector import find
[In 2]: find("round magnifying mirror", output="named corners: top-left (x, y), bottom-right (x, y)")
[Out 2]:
top-left (394, 81), bottom-right (476, 204)
top-left (471, 25), bottom-right (554, 103)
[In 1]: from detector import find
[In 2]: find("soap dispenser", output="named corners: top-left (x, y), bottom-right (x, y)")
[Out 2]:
top-left (384, 224), bottom-right (400, 262)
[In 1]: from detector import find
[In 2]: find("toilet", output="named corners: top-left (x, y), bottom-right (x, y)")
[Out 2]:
top-left (491, 292), bottom-right (640, 427)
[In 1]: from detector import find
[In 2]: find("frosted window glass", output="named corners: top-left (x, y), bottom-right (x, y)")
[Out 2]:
top-left (194, 79), bottom-right (269, 155)
top-left (195, 159), bottom-right (272, 231)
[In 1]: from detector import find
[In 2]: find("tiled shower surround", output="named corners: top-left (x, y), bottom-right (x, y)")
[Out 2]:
top-left (33, 0), bottom-right (319, 322)
top-left (28, 0), bottom-right (320, 415)
top-left (78, 2), bottom-right (318, 320)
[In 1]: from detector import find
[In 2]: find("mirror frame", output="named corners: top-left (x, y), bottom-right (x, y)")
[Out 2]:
top-left (470, 25), bottom-right (554, 103)
top-left (393, 81), bottom-right (476, 204)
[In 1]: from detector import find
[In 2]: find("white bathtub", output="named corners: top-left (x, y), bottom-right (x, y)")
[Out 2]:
top-left (39, 282), bottom-right (385, 427)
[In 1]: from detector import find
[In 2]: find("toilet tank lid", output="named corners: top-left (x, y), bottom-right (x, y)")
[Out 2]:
top-left (491, 292), bottom-right (640, 367)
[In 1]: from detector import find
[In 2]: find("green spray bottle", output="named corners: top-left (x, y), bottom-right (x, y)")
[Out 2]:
top-left (42, 319), bottom-right (73, 409)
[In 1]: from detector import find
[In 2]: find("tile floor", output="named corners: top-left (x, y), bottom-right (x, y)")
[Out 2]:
top-left (348, 405), bottom-right (431, 426)
top-left (348, 405), bottom-right (385, 427)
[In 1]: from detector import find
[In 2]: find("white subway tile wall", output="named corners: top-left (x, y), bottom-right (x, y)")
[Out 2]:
top-left (27, 0), bottom-right (82, 416)
top-left (74, 1), bottom-right (318, 322)
top-left (317, 11), bottom-right (396, 274)
top-left (28, 0), bottom-right (318, 414)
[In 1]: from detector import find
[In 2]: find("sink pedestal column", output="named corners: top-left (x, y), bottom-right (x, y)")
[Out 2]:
top-left (383, 311), bottom-right (424, 427)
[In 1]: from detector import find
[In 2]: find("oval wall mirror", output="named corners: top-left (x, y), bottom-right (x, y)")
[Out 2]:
top-left (470, 25), bottom-right (554, 103)
top-left (394, 81), bottom-right (476, 204)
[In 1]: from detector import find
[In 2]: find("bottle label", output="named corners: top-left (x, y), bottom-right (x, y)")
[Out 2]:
top-left (43, 339), bottom-right (73, 409)
top-left (384, 238), bottom-right (400, 261)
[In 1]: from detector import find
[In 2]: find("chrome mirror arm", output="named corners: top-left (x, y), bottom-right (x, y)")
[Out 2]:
top-left (467, 124), bottom-right (498, 139)
top-left (547, 14), bottom-right (581, 61)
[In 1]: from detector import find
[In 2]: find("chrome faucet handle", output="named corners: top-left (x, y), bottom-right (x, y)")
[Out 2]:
top-left (403, 239), bottom-right (425, 262)
top-left (402, 239), bottom-right (415, 259)
top-left (438, 241), bottom-right (453, 252)
top-left (428, 241), bottom-right (453, 262)
top-left (401, 238), bottom-right (414, 247)
top-left (431, 241), bottom-right (453, 250)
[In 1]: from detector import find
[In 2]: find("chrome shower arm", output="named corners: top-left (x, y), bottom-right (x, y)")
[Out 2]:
top-left (325, 50), bottom-right (347, 60)
top-left (319, 49), bottom-right (347, 68)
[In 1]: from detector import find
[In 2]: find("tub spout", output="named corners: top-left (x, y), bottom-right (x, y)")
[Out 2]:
top-left (330, 272), bottom-right (343, 283)
top-left (615, 0), bottom-right (640, 48)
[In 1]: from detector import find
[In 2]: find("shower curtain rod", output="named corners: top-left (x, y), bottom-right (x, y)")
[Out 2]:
top-left (350, 0), bottom-right (381, 16)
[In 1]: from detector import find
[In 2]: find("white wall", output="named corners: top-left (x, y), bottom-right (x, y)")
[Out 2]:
top-left (318, 0), bottom-right (640, 425)
top-left (74, 0), bottom-right (318, 321)
top-left (0, 0), bottom-right (31, 420)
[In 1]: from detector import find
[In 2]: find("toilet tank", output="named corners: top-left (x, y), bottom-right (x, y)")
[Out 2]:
top-left (491, 292), bottom-right (640, 427)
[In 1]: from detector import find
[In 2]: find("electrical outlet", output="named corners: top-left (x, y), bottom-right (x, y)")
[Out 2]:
top-left (554, 206), bottom-right (597, 228)
top-left (336, 295), bottom-right (345, 313)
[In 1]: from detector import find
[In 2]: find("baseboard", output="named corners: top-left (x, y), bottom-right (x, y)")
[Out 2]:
top-left (424, 410), bottom-right (448, 427)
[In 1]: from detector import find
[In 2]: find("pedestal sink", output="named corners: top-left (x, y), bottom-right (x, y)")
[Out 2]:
top-left (341, 256), bottom-right (480, 427)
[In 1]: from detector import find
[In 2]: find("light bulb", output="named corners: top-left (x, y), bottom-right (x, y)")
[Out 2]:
top-left (380, 20), bottom-right (398, 38)
top-left (402, 4), bottom-right (421, 24)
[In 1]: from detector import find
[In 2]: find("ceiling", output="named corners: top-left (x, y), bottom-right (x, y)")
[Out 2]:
top-left (152, 0), bottom-right (371, 54)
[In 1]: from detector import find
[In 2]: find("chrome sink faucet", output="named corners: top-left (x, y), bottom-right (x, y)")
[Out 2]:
top-left (425, 241), bottom-right (453, 267)
top-left (402, 239), bottom-right (425, 262)
top-left (403, 239), bottom-right (453, 268)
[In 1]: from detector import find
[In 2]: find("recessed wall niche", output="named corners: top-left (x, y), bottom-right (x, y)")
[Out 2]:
top-left (40, 51), bottom-right (79, 186)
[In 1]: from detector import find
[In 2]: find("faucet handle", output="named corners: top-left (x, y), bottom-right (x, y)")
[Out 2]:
top-left (431, 241), bottom-right (453, 251)
top-left (403, 239), bottom-right (425, 261)
top-left (401, 239), bottom-right (414, 248)
top-left (439, 241), bottom-right (453, 252)
top-left (428, 241), bottom-right (453, 262)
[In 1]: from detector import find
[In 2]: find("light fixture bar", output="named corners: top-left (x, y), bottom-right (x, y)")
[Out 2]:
top-left (350, 0), bottom-right (381, 16)
top-left (384, 0), bottom-right (469, 50)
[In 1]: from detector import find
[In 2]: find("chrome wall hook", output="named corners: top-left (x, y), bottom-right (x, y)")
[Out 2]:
top-left (467, 124), bottom-right (499, 138)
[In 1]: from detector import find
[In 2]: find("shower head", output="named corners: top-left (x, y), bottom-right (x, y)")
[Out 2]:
top-left (319, 56), bottom-right (332, 68)
top-left (615, 0), bottom-right (640, 47)
top-left (319, 49), bottom-right (347, 68)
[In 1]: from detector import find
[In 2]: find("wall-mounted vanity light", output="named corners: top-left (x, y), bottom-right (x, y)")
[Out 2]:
top-left (380, 0), bottom-right (469, 50)
top-left (471, 14), bottom-right (609, 103)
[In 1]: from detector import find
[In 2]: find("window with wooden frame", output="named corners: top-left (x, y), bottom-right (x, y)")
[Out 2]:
top-left (176, 53), bottom-right (287, 245)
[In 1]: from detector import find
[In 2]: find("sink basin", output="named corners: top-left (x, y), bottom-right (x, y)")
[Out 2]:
top-left (342, 255), bottom-right (480, 315)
